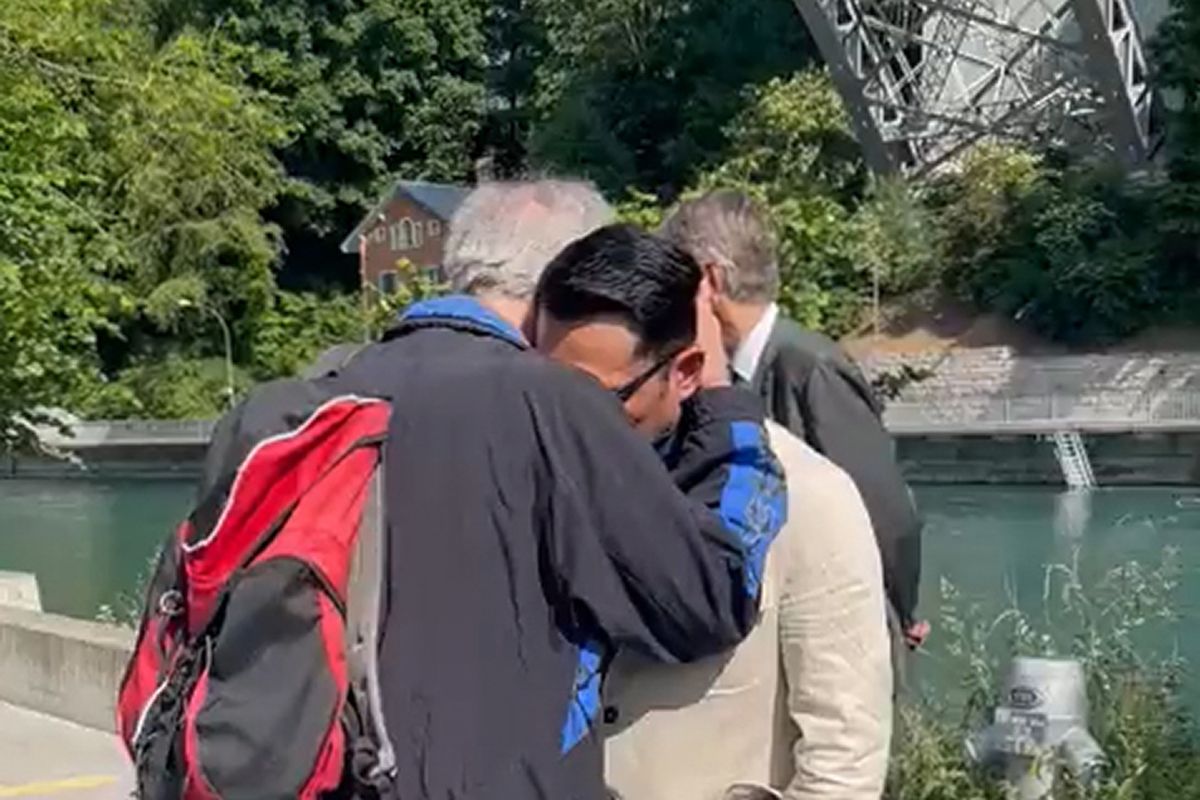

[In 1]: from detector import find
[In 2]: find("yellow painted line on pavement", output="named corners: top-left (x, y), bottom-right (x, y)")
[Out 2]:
top-left (0, 775), bottom-right (117, 797)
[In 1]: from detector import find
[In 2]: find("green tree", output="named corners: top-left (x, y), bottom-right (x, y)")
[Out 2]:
top-left (929, 143), bottom-right (1044, 290)
top-left (851, 178), bottom-right (943, 316)
top-left (482, 0), bottom-right (548, 176)
top-left (154, 0), bottom-right (490, 288)
top-left (938, 155), bottom-right (1164, 343)
top-left (530, 0), bottom-right (816, 197)
top-left (706, 72), bottom-right (865, 203)
top-left (248, 261), bottom-right (444, 383)
top-left (0, 0), bottom-right (290, 431)
top-left (697, 72), bottom-right (869, 336)
top-left (1153, 0), bottom-right (1200, 279)
top-left (0, 0), bottom-right (126, 445)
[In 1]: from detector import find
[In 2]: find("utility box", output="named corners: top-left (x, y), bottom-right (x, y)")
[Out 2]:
top-left (967, 657), bottom-right (1105, 799)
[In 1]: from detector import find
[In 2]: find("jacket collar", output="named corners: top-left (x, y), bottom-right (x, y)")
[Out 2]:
top-left (392, 295), bottom-right (528, 349)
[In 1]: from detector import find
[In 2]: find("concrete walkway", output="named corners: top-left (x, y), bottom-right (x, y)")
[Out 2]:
top-left (0, 703), bottom-right (131, 799)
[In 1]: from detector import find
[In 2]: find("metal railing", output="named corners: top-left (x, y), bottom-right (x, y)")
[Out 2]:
top-left (884, 390), bottom-right (1200, 432)
top-left (27, 388), bottom-right (1200, 448)
top-left (35, 419), bottom-right (216, 447)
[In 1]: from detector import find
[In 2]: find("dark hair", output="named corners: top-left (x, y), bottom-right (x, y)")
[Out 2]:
top-left (535, 224), bottom-right (700, 357)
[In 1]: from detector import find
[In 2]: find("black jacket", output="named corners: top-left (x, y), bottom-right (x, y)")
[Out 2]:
top-left (751, 315), bottom-right (921, 627)
top-left (333, 296), bottom-right (787, 800)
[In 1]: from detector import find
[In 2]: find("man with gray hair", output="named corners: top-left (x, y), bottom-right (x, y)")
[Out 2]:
top-left (441, 179), bottom-right (614, 300)
top-left (327, 180), bottom-right (786, 800)
top-left (662, 189), bottom-right (924, 650)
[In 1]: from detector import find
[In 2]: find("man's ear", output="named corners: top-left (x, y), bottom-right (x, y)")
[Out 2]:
top-left (702, 262), bottom-right (724, 297)
top-left (522, 306), bottom-right (539, 345)
top-left (673, 347), bottom-right (705, 400)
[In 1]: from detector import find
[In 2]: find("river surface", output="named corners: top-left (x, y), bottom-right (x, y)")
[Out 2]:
top-left (1, 480), bottom-right (1197, 705)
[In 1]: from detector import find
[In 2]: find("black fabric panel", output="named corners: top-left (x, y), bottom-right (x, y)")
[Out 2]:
top-left (196, 558), bottom-right (339, 799)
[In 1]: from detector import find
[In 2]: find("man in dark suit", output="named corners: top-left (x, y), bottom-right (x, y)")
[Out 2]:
top-left (662, 189), bottom-right (929, 661)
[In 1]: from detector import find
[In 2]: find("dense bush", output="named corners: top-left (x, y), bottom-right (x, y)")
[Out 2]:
top-left (75, 356), bottom-right (254, 420)
top-left (932, 152), bottom-right (1169, 343)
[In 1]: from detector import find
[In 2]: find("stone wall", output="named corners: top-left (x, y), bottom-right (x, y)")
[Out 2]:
top-left (896, 431), bottom-right (1200, 485)
top-left (0, 572), bottom-right (42, 612)
top-left (864, 348), bottom-right (1200, 424)
top-left (0, 605), bottom-right (133, 732)
top-left (3, 445), bottom-right (206, 479)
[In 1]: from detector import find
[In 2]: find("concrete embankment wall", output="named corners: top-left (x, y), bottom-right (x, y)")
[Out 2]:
top-left (2, 444), bottom-right (206, 479)
top-left (0, 605), bottom-right (133, 732)
top-left (5, 430), bottom-right (1199, 486)
top-left (896, 431), bottom-right (1200, 485)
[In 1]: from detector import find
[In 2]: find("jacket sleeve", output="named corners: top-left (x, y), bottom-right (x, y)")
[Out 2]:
top-left (794, 358), bottom-right (923, 628)
top-left (776, 459), bottom-right (892, 800)
top-left (539, 380), bottom-right (787, 664)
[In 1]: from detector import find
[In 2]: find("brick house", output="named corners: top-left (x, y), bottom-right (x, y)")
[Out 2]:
top-left (339, 180), bottom-right (471, 294)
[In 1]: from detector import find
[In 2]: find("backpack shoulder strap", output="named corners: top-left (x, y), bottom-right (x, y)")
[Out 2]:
top-left (346, 460), bottom-right (398, 789)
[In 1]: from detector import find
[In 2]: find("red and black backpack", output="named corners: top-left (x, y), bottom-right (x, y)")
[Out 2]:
top-left (117, 375), bottom-right (396, 799)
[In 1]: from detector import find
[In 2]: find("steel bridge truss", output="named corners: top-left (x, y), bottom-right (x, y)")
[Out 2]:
top-left (795, 0), bottom-right (1161, 175)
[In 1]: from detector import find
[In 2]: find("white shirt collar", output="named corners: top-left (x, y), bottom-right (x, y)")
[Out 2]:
top-left (731, 303), bottom-right (778, 383)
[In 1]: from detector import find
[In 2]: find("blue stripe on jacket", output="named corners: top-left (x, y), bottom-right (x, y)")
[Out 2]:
top-left (720, 421), bottom-right (788, 597)
top-left (400, 295), bottom-right (526, 347)
top-left (560, 639), bottom-right (605, 753)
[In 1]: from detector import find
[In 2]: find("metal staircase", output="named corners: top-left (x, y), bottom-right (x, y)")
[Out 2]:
top-left (1052, 431), bottom-right (1096, 489)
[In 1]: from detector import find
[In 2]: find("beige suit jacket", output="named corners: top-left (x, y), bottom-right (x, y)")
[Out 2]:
top-left (604, 421), bottom-right (892, 800)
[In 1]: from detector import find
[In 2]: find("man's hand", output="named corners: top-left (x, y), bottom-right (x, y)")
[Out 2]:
top-left (696, 278), bottom-right (730, 389)
top-left (904, 620), bottom-right (931, 650)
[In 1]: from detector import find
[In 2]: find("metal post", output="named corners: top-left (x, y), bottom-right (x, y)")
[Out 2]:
top-left (360, 233), bottom-right (371, 343)
top-left (207, 307), bottom-right (235, 410)
top-left (873, 264), bottom-right (881, 338)
top-left (177, 298), bottom-right (236, 409)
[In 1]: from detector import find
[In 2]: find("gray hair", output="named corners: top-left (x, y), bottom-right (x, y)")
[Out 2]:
top-left (443, 180), bottom-right (614, 298)
top-left (660, 189), bottom-right (780, 303)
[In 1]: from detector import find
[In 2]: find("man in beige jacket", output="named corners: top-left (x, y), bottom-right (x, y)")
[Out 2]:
top-left (602, 420), bottom-right (893, 799)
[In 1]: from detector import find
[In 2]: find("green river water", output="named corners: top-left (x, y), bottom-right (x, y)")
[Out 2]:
top-left (1, 480), bottom-right (1197, 706)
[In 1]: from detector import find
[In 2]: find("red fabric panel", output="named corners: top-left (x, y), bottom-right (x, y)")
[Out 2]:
top-left (116, 615), bottom-right (165, 753)
top-left (298, 591), bottom-right (351, 798)
top-left (183, 398), bottom-right (388, 636)
top-left (252, 444), bottom-right (377, 601)
top-left (117, 521), bottom-right (188, 754)
top-left (182, 672), bottom-right (220, 800)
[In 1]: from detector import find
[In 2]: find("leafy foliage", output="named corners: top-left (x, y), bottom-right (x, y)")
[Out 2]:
top-left (154, 0), bottom-right (489, 287)
top-left (932, 152), bottom-right (1168, 343)
top-left (0, 0), bottom-right (286, 439)
top-left (5, 0), bottom-right (1200, 431)
top-left (77, 356), bottom-right (251, 420)
top-left (1154, 0), bottom-right (1200, 243)
top-left (530, 0), bottom-right (815, 196)
top-left (249, 261), bottom-right (444, 381)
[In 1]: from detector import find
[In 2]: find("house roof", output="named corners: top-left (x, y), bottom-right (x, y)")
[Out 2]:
top-left (339, 180), bottom-right (472, 254)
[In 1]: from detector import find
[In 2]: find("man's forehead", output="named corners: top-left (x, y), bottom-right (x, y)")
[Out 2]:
top-left (538, 316), bottom-right (640, 361)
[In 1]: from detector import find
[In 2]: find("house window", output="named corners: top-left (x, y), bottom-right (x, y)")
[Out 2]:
top-left (428, 219), bottom-right (441, 237)
top-left (389, 217), bottom-right (425, 252)
top-left (378, 270), bottom-right (398, 295)
top-left (373, 226), bottom-right (386, 244)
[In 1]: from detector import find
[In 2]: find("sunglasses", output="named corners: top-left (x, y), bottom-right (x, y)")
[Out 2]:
top-left (612, 348), bottom-right (685, 402)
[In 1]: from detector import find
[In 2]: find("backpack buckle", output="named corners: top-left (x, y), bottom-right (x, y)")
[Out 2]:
top-left (158, 590), bottom-right (184, 617)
